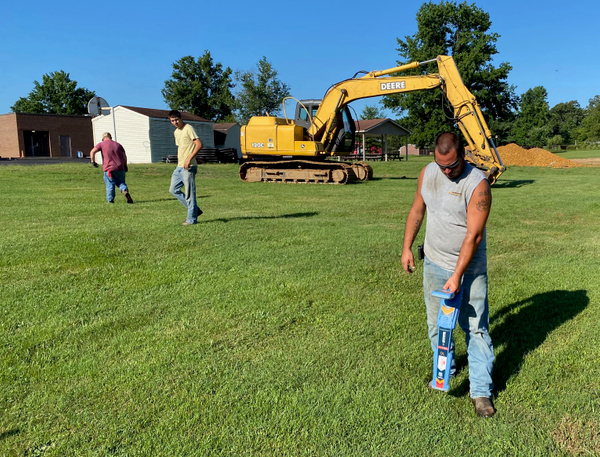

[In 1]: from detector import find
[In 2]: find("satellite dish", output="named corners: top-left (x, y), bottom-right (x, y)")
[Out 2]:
top-left (87, 96), bottom-right (110, 116)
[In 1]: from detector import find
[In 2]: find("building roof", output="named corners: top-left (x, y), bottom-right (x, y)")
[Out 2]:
top-left (355, 118), bottom-right (411, 136)
top-left (213, 122), bottom-right (238, 133)
top-left (119, 106), bottom-right (210, 122)
top-left (1, 112), bottom-right (92, 119)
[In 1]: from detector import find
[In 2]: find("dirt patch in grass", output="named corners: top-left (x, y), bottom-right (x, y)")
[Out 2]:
top-left (497, 144), bottom-right (583, 168)
top-left (552, 414), bottom-right (600, 455)
top-left (570, 157), bottom-right (600, 166)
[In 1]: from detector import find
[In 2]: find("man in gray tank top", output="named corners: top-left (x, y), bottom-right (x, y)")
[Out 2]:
top-left (402, 132), bottom-right (496, 418)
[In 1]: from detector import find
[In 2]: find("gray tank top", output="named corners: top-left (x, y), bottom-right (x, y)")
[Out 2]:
top-left (421, 162), bottom-right (487, 274)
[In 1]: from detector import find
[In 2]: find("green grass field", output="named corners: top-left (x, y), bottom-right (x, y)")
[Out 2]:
top-left (1, 158), bottom-right (599, 456)
top-left (553, 148), bottom-right (600, 159)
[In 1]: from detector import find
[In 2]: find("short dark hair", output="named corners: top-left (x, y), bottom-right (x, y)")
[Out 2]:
top-left (168, 110), bottom-right (182, 119)
top-left (435, 132), bottom-right (464, 157)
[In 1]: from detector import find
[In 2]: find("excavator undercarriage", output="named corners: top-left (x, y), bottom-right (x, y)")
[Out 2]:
top-left (239, 160), bottom-right (372, 184)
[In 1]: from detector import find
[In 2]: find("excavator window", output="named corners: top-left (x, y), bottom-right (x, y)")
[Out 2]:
top-left (298, 106), bottom-right (319, 122)
top-left (298, 107), bottom-right (309, 122)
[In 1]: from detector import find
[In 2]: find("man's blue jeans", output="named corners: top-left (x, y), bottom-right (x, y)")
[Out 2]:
top-left (169, 166), bottom-right (199, 224)
top-left (103, 170), bottom-right (128, 202)
top-left (423, 257), bottom-right (494, 398)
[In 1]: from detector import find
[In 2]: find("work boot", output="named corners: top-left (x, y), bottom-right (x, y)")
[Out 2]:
top-left (472, 397), bottom-right (496, 418)
top-left (122, 190), bottom-right (133, 204)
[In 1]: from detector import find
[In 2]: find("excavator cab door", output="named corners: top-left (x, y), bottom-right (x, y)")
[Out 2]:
top-left (330, 107), bottom-right (356, 153)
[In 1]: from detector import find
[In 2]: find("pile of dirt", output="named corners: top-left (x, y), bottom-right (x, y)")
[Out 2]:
top-left (496, 143), bottom-right (582, 168)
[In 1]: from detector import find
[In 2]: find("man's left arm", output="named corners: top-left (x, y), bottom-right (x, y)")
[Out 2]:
top-left (444, 180), bottom-right (492, 293)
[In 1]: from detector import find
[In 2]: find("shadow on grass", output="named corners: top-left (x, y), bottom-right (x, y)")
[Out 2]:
top-left (132, 195), bottom-right (210, 204)
top-left (0, 429), bottom-right (20, 440)
top-left (370, 176), bottom-right (417, 181)
top-left (450, 289), bottom-right (588, 397)
top-left (129, 198), bottom-right (174, 204)
top-left (493, 179), bottom-right (535, 188)
top-left (206, 211), bottom-right (319, 223)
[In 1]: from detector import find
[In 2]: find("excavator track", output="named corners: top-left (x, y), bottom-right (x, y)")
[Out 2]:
top-left (239, 160), bottom-right (373, 184)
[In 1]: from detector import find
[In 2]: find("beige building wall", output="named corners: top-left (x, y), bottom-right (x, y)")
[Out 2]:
top-left (399, 144), bottom-right (421, 155)
top-left (0, 114), bottom-right (19, 158)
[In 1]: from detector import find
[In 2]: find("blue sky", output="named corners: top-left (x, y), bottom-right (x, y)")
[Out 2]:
top-left (1, 0), bottom-right (598, 118)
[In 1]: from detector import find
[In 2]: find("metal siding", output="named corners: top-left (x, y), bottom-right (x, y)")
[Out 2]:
top-left (188, 121), bottom-right (215, 149)
top-left (90, 108), bottom-right (151, 164)
top-left (150, 119), bottom-right (178, 162)
top-left (223, 124), bottom-right (241, 150)
top-left (113, 107), bottom-right (151, 164)
top-left (91, 115), bottom-right (114, 165)
top-left (91, 115), bottom-right (113, 145)
top-left (149, 120), bottom-right (216, 163)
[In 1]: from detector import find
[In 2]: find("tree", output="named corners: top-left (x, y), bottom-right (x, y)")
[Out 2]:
top-left (547, 135), bottom-right (563, 149)
top-left (360, 104), bottom-right (386, 120)
top-left (548, 101), bottom-right (584, 145)
top-left (577, 95), bottom-right (600, 145)
top-left (382, 1), bottom-right (517, 148)
top-left (163, 51), bottom-right (235, 122)
top-left (510, 86), bottom-right (550, 148)
top-left (11, 71), bottom-right (95, 115)
top-left (234, 57), bottom-right (291, 124)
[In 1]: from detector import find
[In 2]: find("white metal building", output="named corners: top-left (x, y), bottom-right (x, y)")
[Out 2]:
top-left (91, 106), bottom-right (215, 163)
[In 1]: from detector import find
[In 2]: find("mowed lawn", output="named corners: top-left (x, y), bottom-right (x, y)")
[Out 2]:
top-left (0, 157), bottom-right (599, 456)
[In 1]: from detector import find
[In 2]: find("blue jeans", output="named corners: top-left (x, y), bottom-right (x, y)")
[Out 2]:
top-left (169, 166), bottom-right (199, 224)
top-left (423, 257), bottom-right (494, 398)
top-left (103, 170), bottom-right (128, 202)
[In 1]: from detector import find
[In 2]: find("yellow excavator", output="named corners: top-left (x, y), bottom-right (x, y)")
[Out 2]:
top-left (239, 55), bottom-right (505, 184)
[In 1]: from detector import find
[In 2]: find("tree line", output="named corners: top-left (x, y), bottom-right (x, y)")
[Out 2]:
top-left (11, 54), bottom-right (290, 126)
top-left (10, 2), bottom-right (600, 150)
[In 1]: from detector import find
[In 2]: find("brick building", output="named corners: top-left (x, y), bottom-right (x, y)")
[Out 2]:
top-left (0, 113), bottom-right (93, 159)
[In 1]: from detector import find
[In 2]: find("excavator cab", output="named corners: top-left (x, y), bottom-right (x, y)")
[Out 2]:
top-left (295, 99), bottom-right (320, 129)
top-left (295, 99), bottom-right (356, 154)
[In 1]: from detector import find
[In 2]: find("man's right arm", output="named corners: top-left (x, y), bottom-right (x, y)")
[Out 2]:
top-left (90, 147), bottom-right (99, 165)
top-left (402, 167), bottom-right (427, 274)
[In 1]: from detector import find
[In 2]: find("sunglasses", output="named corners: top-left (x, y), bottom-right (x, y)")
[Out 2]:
top-left (435, 156), bottom-right (462, 171)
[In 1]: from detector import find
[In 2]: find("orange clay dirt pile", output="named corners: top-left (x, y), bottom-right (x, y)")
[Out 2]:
top-left (496, 143), bottom-right (582, 168)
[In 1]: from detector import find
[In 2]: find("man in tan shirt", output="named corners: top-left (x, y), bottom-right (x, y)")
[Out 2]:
top-left (168, 110), bottom-right (202, 225)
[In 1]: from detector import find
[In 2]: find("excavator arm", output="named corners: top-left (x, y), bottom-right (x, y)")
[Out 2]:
top-left (311, 55), bottom-right (505, 183)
